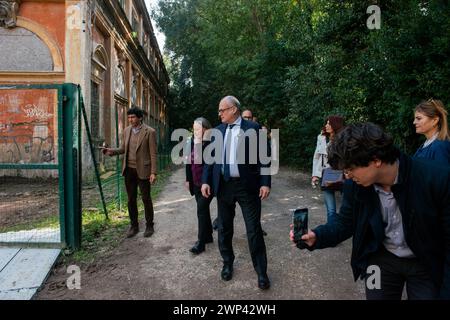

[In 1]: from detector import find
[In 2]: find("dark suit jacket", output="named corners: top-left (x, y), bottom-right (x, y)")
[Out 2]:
top-left (309, 153), bottom-right (450, 299)
top-left (201, 119), bottom-right (271, 196)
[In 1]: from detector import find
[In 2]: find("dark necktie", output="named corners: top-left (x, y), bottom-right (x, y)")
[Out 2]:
top-left (223, 124), bottom-right (236, 181)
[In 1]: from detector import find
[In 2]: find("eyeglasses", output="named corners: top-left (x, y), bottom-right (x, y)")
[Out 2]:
top-left (218, 106), bottom-right (233, 114)
top-left (243, 116), bottom-right (252, 120)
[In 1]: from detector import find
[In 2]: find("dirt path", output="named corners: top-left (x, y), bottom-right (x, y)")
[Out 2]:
top-left (36, 166), bottom-right (365, 300)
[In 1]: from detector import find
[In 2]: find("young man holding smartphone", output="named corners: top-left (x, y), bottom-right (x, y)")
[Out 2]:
top-left (291, 122), bottom-right (450, 300)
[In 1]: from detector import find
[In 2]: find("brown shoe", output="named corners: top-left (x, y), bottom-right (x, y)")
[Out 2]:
top-left (126, 226), bottom-right (139, 238)
top-left (143, 225), bottom-right (154, 238)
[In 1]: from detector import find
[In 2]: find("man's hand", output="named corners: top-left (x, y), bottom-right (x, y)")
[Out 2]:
top-left (100, 147), bottom-right (114, 156)
top-left (259, 186), bottom-right (270, 200)
top-left (289, 224), bottom-right (316, 248)
top-left (301, 230), bottom-right (317, 247)
top-left (201, 184), bottom-right (211, 198)
top-left (149, 174), bottom-right (156, 185)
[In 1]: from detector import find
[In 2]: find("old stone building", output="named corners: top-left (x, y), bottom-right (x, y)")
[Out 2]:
top-left (0, 0), bottom-right (169, 168)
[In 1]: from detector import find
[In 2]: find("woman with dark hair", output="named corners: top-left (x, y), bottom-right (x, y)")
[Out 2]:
top-left (413, 99), bottom-right (450, 165)
top-left (311, 115), bottom-right (345, 222)
top-left (185, 117), bottom-right (215, 254)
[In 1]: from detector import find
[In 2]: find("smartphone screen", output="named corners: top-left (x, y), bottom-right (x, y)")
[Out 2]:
top-left (292, 208), bottom-right (308, 242)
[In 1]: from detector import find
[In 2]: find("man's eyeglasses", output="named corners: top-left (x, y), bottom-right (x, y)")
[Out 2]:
top-left (218, 106), bottom-right (233, 114)
top-left (243, 116), bottom-right (252, 120)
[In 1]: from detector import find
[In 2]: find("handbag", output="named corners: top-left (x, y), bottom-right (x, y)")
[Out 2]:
top-left (320, 168), bottom-right (344, 191)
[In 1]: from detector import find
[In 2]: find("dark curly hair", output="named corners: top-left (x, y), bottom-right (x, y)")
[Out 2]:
top-left (327, 122), bottom-right (400, 170)
top-left (127, 107), bottom-right (144, 119)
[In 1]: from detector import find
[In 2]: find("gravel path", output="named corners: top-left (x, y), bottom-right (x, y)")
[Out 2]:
top-left (36, 166), bottom-right (365, 299)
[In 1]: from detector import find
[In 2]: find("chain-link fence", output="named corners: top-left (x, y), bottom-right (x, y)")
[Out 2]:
top-left (0, 86), bottom-right (63, 247)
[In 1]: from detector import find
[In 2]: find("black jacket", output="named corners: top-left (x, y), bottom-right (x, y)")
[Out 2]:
top-left (311, 153), bottom-right (450, 299)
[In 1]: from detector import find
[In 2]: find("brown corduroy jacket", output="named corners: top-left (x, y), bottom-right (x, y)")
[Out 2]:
top-left (112, 124), bottom-right (157, 179)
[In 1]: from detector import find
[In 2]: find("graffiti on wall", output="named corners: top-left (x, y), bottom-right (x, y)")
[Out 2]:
top-left (0, 89), bottom-right (58, 164)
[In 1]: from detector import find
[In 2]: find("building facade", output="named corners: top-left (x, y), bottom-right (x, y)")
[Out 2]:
top-left (0, 0), bottom-right (170, 171)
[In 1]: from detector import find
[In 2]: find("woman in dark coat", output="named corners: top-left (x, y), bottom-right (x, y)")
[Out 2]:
top-left (185, 117), bottom-right (215, 254)
top-left (413, 99), bottom-right (450, 165)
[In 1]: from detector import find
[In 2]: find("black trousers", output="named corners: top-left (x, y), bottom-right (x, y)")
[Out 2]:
top-left (124, 167), bottom-right (154, 228)
top-left (365, 247), bottom-right (439, 300)
top-left (193, 185), bottom-right (214, 243)
top-left (217, 178), bottom-right (267, 276)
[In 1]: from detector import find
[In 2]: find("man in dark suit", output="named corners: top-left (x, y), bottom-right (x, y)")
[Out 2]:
top-left (201, 96), bottom-right (271, 290)
top-left (240, 108), bottom-right (268, 237)
top-left (102, 107), bottom-right (157, 238)
top-left (292, 123), bottom-right (450, 299)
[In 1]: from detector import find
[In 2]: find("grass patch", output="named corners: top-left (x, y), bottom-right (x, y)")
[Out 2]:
top-left (60, 166), bottom-right (174, 265)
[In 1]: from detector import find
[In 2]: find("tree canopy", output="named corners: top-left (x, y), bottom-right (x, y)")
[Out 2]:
top-left (153, 0), bottom-right (450, 169)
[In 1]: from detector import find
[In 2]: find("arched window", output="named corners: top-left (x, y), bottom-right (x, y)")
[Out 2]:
top-left (91, 45), bottom-right (109, 140)
top-left (93, 45), bottom-right (108, 75)
top-left (0, 27), bottom-right (53, 71)
top-left (0, 17), bottom-right (63, 73)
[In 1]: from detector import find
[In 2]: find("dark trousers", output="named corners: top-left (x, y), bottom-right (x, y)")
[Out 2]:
top-left (217, 178), bottom-right (267, 276)
top-left (193, 185), bottom-right (214, 243)
top-left (124, 167), bottom-right (154, 228)
top-left (365, 247), bottom-right (438, 300)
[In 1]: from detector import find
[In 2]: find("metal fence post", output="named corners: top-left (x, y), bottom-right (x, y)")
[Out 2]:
top-left (115, 103), bottom-right (122, 211)
top-left (79, 88), bottom-right (109, 219)
top-left (63, 83), bottom-right (81, 249)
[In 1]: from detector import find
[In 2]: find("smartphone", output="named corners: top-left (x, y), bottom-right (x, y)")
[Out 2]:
top-left (292, 208), bottom-right (308, 242)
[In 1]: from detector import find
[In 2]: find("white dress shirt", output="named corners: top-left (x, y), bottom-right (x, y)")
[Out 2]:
top-left (223, 117), bottom-right (242, 178)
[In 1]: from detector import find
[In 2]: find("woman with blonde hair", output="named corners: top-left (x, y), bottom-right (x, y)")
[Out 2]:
top-left (413, 99), bottom-right (450, 165)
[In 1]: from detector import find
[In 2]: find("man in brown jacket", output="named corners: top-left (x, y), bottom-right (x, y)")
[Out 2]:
top-left (102, 107), bottom-right (157, 238)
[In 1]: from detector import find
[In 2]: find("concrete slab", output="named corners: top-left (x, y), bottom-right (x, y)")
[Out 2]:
top-left (0, 248), bottom-right (60, 300)
top-left (0, 248), bottom-right (20, 271)
top-left (0, 288), bottom-right (37, 300)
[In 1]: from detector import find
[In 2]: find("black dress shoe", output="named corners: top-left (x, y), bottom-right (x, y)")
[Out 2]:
top-left (126, 226), bottom-right (139, 238)
top-left (189, 241), bottom-right (205, 255)
top-left (143, 225), bottom-right (154, 238)
top-left (212, 218), bottom-right (219, 231)
top-left (258, 274), bottom-right (270, 290)
top-left (221, 264), bottom-right (233, 281)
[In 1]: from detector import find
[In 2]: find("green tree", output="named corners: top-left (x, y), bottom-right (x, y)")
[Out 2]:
top-left (154, 0), bottom-right (450, 169)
